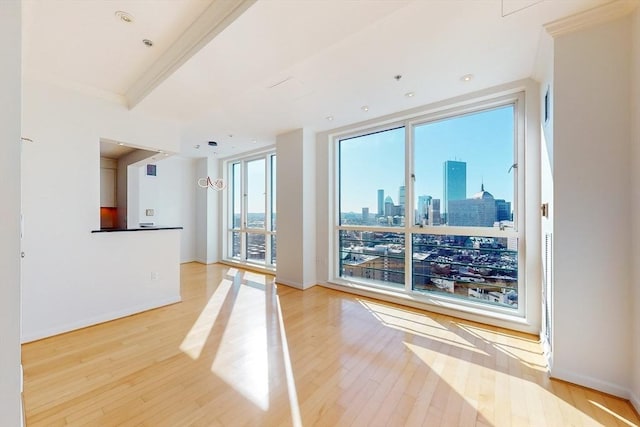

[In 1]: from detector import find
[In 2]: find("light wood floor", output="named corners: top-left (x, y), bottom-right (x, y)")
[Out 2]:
top-left (23, 263), bottom-right (639, 427)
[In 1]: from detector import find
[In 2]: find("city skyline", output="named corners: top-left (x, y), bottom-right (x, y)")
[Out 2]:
top-left (339, 105), bottom-right (515, 213)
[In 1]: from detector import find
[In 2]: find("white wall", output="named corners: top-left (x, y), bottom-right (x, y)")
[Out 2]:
top-left (118, 148), bottom-right (155, 228)
top-left (0, 1), bottom-right (22, 424)
top-left (195, 157), bottom-right (220, 264)
top-left (21, 79), bottom-right (183, 342)
top-left (552, 16), bottom-right (632, 397)
top-left (276, 128), bottom-right (316, 289)
top-left (136, 156), bottom-right (198, 262)
top-left (630, 5), bottom-right (640, 414)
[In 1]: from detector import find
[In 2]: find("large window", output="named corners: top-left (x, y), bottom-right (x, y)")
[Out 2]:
top-left (226, 152), bottom-right (276, 269)
top-left (336, 96), bottom-right (522, 314)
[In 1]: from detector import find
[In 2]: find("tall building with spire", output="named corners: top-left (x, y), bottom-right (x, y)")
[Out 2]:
top-left (443, 160), bottom-right (466, 222)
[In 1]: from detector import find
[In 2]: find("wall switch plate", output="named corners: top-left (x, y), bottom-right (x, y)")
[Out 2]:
top-left (146, 209), bottom-right (154, 216)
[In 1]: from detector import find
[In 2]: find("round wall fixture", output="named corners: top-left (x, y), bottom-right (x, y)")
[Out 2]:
top-left (115, 11), bottom-right (134, 23)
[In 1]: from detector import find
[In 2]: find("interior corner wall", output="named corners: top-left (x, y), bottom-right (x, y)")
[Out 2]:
top-left (276, 128), bottom-right (316, 289)
top-left (136, 156), bottom-right (198, 263)
top-left (533, 27), bottom-right (555, 367)
top-left (551, 16), bottom-right (632, 397)
top-left (630, 4), bottom-right (640, 413)
top-left (0, 1), bottom-right (22, 425)
top-left (117, 148), bottom-right (155, 228)
top-left (315, 130), bottom-right (331, 285)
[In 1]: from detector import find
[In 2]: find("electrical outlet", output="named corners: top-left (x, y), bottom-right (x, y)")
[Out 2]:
top-left (146, 209), bottom-right (155, 216)
top-left (151, 272), bottom-right (159, 280)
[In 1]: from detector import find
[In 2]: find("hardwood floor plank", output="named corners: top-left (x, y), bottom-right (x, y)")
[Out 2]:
top-left (22, 262), bottom-right (640, 427)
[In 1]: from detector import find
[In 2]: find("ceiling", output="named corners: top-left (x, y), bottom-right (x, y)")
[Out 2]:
top-left (23, 0), bottom-right (614, 158)
top-left (99, 139), bottom-right (137, 160)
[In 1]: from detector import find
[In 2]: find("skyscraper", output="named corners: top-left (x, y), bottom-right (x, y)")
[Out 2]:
top-left (443, 160), bottom-right (466, 221)
top-left (417, 195), bottom-right (432, 224)
top-left (362, 207), bottom-right (369, 224)
top-left (428, 199), bottom-right (441, 226)
top-left (398, 186), bottom-right (405, 209)
top-left (377, 189), bottom-right (384, 217)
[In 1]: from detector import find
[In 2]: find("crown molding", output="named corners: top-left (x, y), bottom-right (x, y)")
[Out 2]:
top-left (544, 0), bottom-right (638, 38)
top-left (125, 0), bottom-right (256, 110)
top-left (24, 70), bottom-right (127, 105)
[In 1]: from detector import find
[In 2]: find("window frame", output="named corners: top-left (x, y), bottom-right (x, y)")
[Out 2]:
top-left (223, 150), bottom-right (277, 271)
top-left (331, 92), bottom-right (526, 319)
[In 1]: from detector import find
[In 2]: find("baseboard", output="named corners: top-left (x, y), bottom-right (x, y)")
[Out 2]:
top-left (631, 390), bottom-right (640, 415)
top-left (550, 367), bottom-right (630, 399)
top-left (21, 295), bottom-right (181, 343)
top-left (275, 278), bottom-right (317, 290)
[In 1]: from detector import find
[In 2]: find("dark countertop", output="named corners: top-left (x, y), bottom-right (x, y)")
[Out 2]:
top-left (91, 226), bottom-right (183, 233)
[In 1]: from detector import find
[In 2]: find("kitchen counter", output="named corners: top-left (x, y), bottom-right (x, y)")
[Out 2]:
top-left (91, 226), bottom-right (183, 233)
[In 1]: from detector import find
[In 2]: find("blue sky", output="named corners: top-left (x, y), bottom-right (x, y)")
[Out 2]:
top-left (340, 105), bottom-right (515, 214)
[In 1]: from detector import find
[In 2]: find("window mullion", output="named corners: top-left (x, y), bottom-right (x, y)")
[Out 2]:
top-left (405, 124), bottom-right (413, 292)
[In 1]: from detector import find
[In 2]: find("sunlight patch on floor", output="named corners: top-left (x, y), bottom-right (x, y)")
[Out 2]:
top-left (211, 284), bottom-right (270, 411)
top-left (359, 299), bottom-right (482, 353)
top-left (589, 400), bottom-right (639, 427)
top-left (244, 271), bottom-right (267, 285)
top-left (225, 268), bottom-right (239, 277)
top-left (180, 278), bottom-right (233, 360)
top-left (276, 295), bottom-right (303, 427)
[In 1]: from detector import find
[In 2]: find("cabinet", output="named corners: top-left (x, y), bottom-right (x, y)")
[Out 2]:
top-left (100, 168), bottom-right (116, 207)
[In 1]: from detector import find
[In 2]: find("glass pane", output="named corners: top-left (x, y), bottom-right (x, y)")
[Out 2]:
top-left (414, 106), bottom-right (515, 228)
top-left (232, 163), bottom-right (241, 229)
top-left (271, 155), bottom-right (277, 232)
top-left (339, 230), bottom-right (405, 289)
top-left (230, 231), bottom-right (241, 259)
top-left (412, 234), bottom-right (518, 308)
top-left (246, 233), bottom-right (266, 263)
top-left (271, 235), bottom-right (277, 266)
top-left (339, 127), bottom-right (405, 227)
top-left (247, 159), bottom-right (266, 229)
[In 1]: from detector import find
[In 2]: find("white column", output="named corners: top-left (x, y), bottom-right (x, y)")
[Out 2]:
top-left (0, 0), bottom-right (23, 425)
top-left (630, 5), bottom-right (640, 413)
top-left (195, 157), bottom-right (220, 264)
top-left (276, 128), bottom-right (316, 289)
top-left (551, 15), bottom-right (632, 397)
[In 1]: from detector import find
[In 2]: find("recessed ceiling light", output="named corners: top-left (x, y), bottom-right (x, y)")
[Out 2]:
top-left (405, 92), bottom-right (415, 98)
top-left (461, 74), bottom-right (474, 82)
top-left (326, 115), bottom-right (334, 121)
top-left (142, 39), bottom-right (154, 47)
top-left (158, 150), bottom-right (164, 154)
top-left (361, 106), bottom-right (369, 112)
top-left (118, 142), bottom-right (124, 146)
top-left (115, 11), bottom-right (134, 23)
